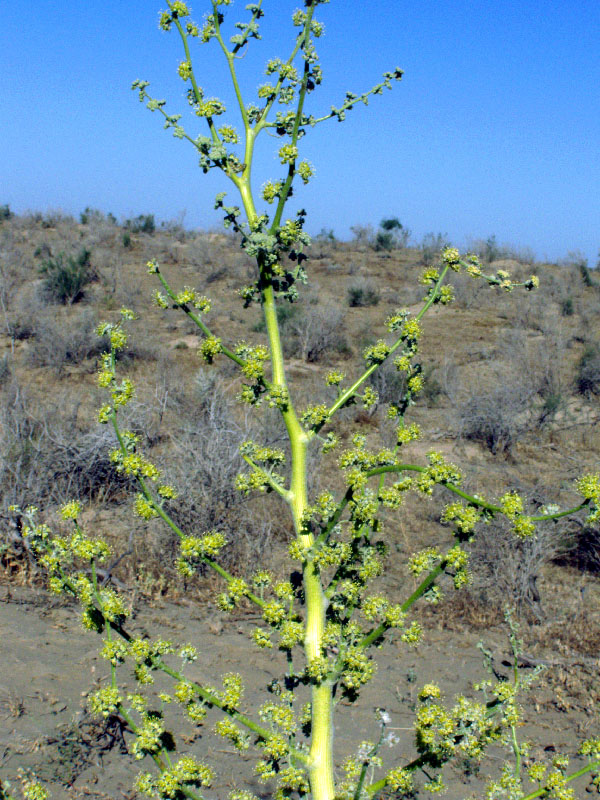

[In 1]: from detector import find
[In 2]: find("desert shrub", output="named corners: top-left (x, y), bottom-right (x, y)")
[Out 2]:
top-left (205, 265), bottom-right (226, 283)
top-left (556, 520), bottom-right (600, 573)
top-left (421, 231), bottom-right (450, 265)
top-left (421, 365), bottom-right (443, 406)
top-left (577, 343), bottom-right (600, 397)
top-left (80, 207), bottom-right (108, 225)
top-left (315, 227), bottom-right (336, 242)
top-left (347, 279), bottom-right (380, 306)
top-left (450, 270), bottom-right (485, 309)
top-left (0, 204), bottom-right (12, 221)
top-left (580, 262), bottom-right (596, 287)
top-left (285, 303), bottom-right (348, 362)
top-left (455, 374), bottom-right (535, 453)
top-left (349, 222), bottom-right (375, 249)
top-left (7, 317), bottom-right (35, 341)
top-left (465, 514), bottom-right (566, 617)
top-left (0, 382), bottom-right (132, 517)
top-left (0, 355), bottom-right (10, 386)
top-left (382, 217), bottom-right (410, 245)
top-left (39, 248), bottom-right (95, 304)
top-left (123, 213), bottom-right (155, 234)
top-left (374, 230), bottom-right (395, 252)
top-left (368, 355), bottom-right (407, 405)
top-left (560, 296), bottom-right (574, 316)
top-left (40, 210), bottom-right (75, 228)
top-left (27, 309), bottom-right (105, 373)
top-left (470, 234), bottom-right (510, 264)
top-left (154, 371), bottom-right (283, 573)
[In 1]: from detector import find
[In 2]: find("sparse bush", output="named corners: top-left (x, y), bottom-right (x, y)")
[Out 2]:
top-left (0, 204), bottom-right (12, 221)
top-left (122, 231), bottom-right (131, 248)
top-left (205, 265), bottom-right (227, 283)
top-left (368, 355), bottom-right (407, 406)
top-left (253, 299), bottom-right (299, 333)
top-left (580, 262), bottom-right (595, 287)
top-left (285, 303), bottom-right (348, 362)
top-left (0, 355), bottom-right (10, 386)
top-left (347, 279), bottom-right (380, 306)
top-left (421, 365), bottom-right (443, 406)
top-left (477, 234), bottom-right (506, 263)
top-left (421, 231), bottom-right (450, 265)
top-left (349, 222), bottom-right (375, 248)
top-left (467, 514), bottom-right (564, 616)
top-left (0, 382), bottom-right (133, 517)
top-left (123, 213), bottom-right (155, 234)
top-left (28, 309), bottom-right (105, 373)
top-left (577, 343), bottom-right (600, 397)
top-left (40, 210), bottom-right (75, 228)
top-left (455, 375), bottom-right (535, 453)
top-left (373, 218), bottom-right (411, 252)
top-left (374, 230), bottom-right (395, 252)
top-left (560, 296), bottom-right (574, 316)
top-left (80, 207), bottom-right (106, 225)
top-left (315, 227), bottom-right (336, 242)
top-left (557, 520), bottom-right (600, 573)
top-left (39, 248), bottom-right (95, 304)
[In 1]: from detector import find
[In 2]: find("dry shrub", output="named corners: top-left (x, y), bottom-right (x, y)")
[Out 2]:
top-left (0, 381), bottom-right (133, 516)
top-left (27, 308), bottom-right (104, 373)
top-left (142, 370), bottom-right (290, 578)
top-left (465, 514), bottom-right (568, 618)
top-left (577, 343), bottom-right (600, 397)
top-left (454, 378), bottom-right (535, 454)
top-left (555, 519), bottom-right (600, 573)
top-left (284, 302), bottom-right (348, 362)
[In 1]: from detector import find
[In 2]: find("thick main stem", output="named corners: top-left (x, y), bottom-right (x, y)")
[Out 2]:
top-left (238, 177), bottom-right (335, 800)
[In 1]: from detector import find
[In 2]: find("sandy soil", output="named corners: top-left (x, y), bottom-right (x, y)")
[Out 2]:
top-left (1, 583), bottom-right (598, 800)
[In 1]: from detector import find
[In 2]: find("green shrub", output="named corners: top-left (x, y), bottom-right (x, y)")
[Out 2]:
top-left (0, 204), bottom-right (12, 221)
top-left (347, 279), bottom-right (380, 306)
top-left (374, 217), bottom-right (411, 251)
top-left (79, 207), bottom-right (106, 225)
top-left (122, 231), bottom-right (132, 248)
top-left (560, 296), bottom-right (574, 316)
top-left (374, 230), bottom-right (395, 252)
top-left (580, 262), bottom-right (595, 287)
top-left (39, 248), bottom-right (95, 305)
top-left (577, 344), bottom-right (600, 396)
top-left (124, 213), bottom-right (156, 234)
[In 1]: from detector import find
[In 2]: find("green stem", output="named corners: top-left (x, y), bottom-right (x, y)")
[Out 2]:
top-left (242, 454), bottom-right (291, 500)
top-left (518, 761), bottom-right (600, 800)
top-left (154, 268), bottom-right (248, 371)
top-left (365, 464), bottom-right (589, 521)
top-left (212, 2), bottom-right (249, 127)
top-left (267, 13), bottom-right (315, 235)
top-left (317, 265), bottom-right (451, 429)
top-left (117, 704), bottom-right (205, 800)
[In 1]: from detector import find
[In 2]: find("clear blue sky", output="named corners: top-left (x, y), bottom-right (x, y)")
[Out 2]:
top-left (2, 1), bottom-right (599, 265)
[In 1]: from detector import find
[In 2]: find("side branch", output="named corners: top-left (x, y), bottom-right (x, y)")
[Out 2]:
top-left (313, 264), bottom-right (452, 433)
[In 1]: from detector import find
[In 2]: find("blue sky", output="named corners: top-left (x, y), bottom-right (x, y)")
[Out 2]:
top-left (2, 1), bottom-right (599, 265)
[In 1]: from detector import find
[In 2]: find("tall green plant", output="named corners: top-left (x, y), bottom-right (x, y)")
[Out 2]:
top-left (39, 248), bottom-right (94, 305)
top-left (5, 3), bottom-right (600, 800)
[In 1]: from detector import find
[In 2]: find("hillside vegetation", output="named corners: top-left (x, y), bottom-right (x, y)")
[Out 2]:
top-left (1, 208), bottom-right (599, 631)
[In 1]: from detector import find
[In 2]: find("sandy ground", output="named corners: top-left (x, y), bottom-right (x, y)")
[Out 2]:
top-left (1, 583), bottom-right (597, 800)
